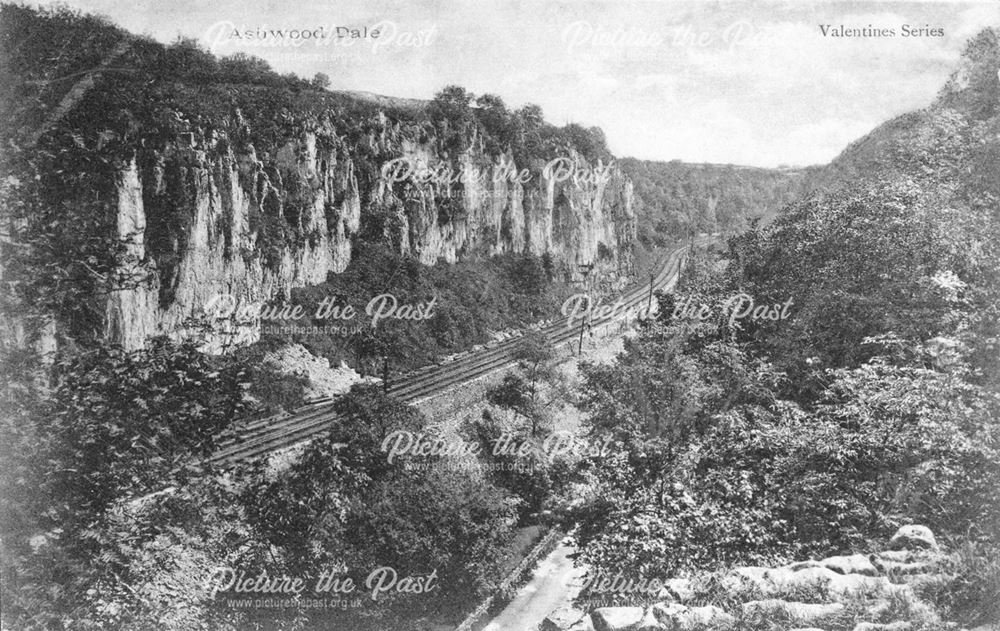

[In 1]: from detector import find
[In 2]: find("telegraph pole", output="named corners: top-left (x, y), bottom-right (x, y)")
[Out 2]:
top-left (646, 272), bottom-right (654, 319)
top-left (576, 262), bottom-right (594, 355)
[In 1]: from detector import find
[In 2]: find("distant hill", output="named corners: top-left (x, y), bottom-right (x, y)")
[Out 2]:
top-left (619, 157), bottom-right (817, 249)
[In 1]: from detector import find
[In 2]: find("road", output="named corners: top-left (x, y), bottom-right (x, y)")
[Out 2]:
top-left (482, 539), bottom-right (587, 631)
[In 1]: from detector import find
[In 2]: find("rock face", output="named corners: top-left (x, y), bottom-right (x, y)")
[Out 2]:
top-left (102, 120), bottom-right (636, 352)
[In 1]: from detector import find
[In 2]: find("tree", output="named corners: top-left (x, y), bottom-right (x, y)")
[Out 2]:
top-left (0, 339), bottom-right (260, 630)
top-left (243, 384), bottom-right (519, 627)
top-left (427, 85), bottom-right (475, 153)
top-left (311, 72), bottom-right (330, 90)
top-left (475, 93), bottom-right (512, 153)
top-left (487, 331), bottom-right (557, 437)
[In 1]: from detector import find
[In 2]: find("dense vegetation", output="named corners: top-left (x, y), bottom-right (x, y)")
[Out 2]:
top-left (0, 339), bottom-right (521, 629)
top-left (564, 27), bottom-right (1000, 627)
top-left (621, 158), bottom-right (813, 247)
top-left (263, 242), bottom-right (567, 375)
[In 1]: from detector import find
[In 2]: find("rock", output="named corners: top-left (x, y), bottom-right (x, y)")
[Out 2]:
top-left (894, 573), bottom-right (954, 592)
top-left (742, 600), bottom-right (845, 626)
top-left (827, 573), bottom-right (898, 599)
top-left (872, 548), bottom-right (943, 577)
top-left (650, 603), bottom-right (734, 630)
top-left (687, 605), bottom-right (735, 628)
top-left (767, 566), bottom-right (842, 595)
top-left (765, 564), bottom-right (903, 601)
top-left (102, 129), bottom-right (637, 352)
top-left (723, 566), bottom-right (773, 595)
top-left (592, 607), bottom-right (645, 631)
top-left (822, 554), bottom-right (879, 577)
top-left (852, 622), bottom-right (913, 631)
top-left (568, 618), bottom-right (596, 631)
top-left (722, 561), bottom-right (906, 603)
top-left (785, 560), bottom-right (824, 572)
top-left (634, 607), bottom-right (662, 631)
top-left (650, 603), bottom-right (688, 628)
top-left (873, 558), bottom-right (940, 576)
top-left (876, 550), bottom-right (916, 563)
top-left (542, 606), bottom-right (587, 631)
top-left (889, 525), bottom-right (937, 551)
top-left (264, 344), bottom-right (376, 399)
top-left (664, 578), bottom-right (695, 603)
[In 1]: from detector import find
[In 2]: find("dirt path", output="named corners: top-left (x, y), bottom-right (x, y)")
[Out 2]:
top-left (482, 539), bottom-right (587, 631)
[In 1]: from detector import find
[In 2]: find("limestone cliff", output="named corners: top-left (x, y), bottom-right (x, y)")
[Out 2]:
top-left (103, 115), bottom-right (635, 351)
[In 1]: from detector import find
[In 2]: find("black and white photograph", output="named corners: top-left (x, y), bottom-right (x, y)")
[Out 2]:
top-left (1, 1), bottom-right (999, 629)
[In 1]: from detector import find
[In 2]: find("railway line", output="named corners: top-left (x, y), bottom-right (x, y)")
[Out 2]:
top-left (209, 238), bottom-right (709, 466)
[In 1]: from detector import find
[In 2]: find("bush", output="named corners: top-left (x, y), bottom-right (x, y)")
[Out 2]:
top-left (269, 243), bottom-right (574, 373)
top-left (572, 318), bottom-right (1000, 576)
top-left (923, 541), bottom-right (1000, 627)
top-left (242, 385), bottom-right (519, 628)
top-left (0, 339), bottom-right (265, 630)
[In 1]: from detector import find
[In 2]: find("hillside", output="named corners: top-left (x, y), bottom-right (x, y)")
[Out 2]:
top-left (0, 4), bottom-right (634, 357)
top-left (747, 26), bottom-right (1000, 383)
top-left (621, 158), bottom-right (815, 248)
top-left (554, 25), bottom-right (1000, 631)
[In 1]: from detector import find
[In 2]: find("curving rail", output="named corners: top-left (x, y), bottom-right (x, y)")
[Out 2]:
top-left (209, 238), bottom-right (710, 466)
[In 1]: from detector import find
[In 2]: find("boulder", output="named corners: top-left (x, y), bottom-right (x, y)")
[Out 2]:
top-left (766, 566), bottom-right (841, 595)
top-left (542, 606), bottom-right (588, 631)
top-left (889, 525), bottom-right (937, 551)
top-left (651, 602), bottom-right (689, 627)
top-left (724, 562), bottom-right (902, 602)
top-left (822, 554), bottom-right (879, 577)
top-left (592, 607), bottom-right (645, 631)
top-left (650, 603), bottom-right (735, 630)
top-left (664, 578), bottom-right (695, 602)
top-left (742, 600), bottom-right (845, 626)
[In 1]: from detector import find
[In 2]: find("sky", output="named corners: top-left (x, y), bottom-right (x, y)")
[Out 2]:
top-left (24, 0), bottom-right (1000, 167)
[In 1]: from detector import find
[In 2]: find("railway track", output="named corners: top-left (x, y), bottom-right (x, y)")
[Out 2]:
top-left (210, 238), bottom-right (710, 466)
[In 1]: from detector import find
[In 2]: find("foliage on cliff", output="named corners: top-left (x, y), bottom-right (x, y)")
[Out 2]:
top-left (267, 242), bottom-right (567, 373)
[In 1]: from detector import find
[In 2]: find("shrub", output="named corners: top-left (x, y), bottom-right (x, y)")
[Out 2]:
top-left (242, 385), bottom-right (519, 628)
